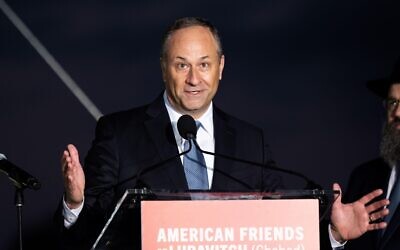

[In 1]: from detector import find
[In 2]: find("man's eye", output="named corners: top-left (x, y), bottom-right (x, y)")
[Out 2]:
top-left (200, 63), bottom-right (209, 69)
top-left (385, 99), bottom-right (400, 111)
top-left (388, 99), bottom-right (398, 106)
top-left (177, 63), bottom-right (188, 70)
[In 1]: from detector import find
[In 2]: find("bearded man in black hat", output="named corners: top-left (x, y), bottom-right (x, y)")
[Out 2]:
top-left (328, 58), bottom-right (400, 249)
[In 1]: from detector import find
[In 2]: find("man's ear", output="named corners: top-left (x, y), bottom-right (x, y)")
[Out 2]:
top-left (219, 55), bottom-right (225, 80)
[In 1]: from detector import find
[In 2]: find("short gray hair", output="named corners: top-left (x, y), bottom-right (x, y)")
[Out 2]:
top-left (160, 17), bottom-right (223, 61)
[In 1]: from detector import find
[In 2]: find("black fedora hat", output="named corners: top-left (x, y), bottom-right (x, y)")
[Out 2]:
top-left (367, 57), bottom-right (400, 98)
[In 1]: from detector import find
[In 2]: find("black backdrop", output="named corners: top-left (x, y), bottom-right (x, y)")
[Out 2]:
top-left (1, 0), bottom-right (400, 249)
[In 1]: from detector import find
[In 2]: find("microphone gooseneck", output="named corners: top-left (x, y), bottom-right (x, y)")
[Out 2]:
top-left (177, 115), bottom-right (322, 190)
top-left (104, 114), bottom-right (325, 195)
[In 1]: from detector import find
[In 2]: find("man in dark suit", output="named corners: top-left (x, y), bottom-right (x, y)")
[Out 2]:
top-left (332, 58), bottom-right (400, 249)
top-left (58, 17), bottom-right (283, 249)
top-left (58, 17), bottom-right (389, 249)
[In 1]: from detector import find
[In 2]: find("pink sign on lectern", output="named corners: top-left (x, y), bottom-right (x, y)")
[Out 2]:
top-left (141, 199), bottom-right (319, 250)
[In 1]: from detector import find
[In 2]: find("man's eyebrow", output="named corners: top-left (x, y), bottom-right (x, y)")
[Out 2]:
top-left (173, 56), bottom-right (211, 61)
top-left (174, 56), bottom-right (187, 61)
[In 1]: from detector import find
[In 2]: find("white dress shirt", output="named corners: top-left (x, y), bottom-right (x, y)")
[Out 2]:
top-left (163, 92), bottom-right (215, 189)
top-left (386, 165), bottom-right (398, 200)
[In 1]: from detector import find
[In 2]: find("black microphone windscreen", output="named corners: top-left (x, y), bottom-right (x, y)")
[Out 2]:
top-left (0, 153), bottom-right (41, 190)
top-left (177, 115), bottom-right (197, 140)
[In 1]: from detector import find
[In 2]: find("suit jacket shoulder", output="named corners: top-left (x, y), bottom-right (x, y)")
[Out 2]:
top-left (344, 158), bottom-right (391, 203)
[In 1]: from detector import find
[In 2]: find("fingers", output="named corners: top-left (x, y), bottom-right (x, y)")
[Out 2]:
top-left (369, 207), bottom-right (389, 222)
top-left (368, 221), bottom-right (387, 231)
top-left (358, 189), bottom-right (384, 205)
top-left (61, 144), bottom-right (80, 166)
top-left (67, 144), bottom-right (79, 161)
top-left (61, 147), bottom-right (69, 165)
top-left (64, 144), bottom-right (79, 166)
top-left (332, 183), bottom-right (342, 205)
top-left (366, 199), bottom-right (390, 214)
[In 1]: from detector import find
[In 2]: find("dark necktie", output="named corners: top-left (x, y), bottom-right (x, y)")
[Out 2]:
top-left (183, 122), bottom-right (209, 190)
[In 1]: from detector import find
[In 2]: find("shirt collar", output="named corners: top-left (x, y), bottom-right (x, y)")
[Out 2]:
top-left (163, 91), bottom-right (214, 141)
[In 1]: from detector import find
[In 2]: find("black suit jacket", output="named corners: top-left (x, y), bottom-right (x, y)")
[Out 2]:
top-left (337, 158), bottom-right (400, 250)
top-left (57, 94), bottom-right (282, 249)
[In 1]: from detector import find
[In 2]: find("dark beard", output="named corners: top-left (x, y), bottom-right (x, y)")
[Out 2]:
top-left (380, 121), bottom-right (400, 166)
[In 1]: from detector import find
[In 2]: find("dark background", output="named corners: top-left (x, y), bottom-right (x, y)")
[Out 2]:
top-left (1, 0), bottom-right (400, 249)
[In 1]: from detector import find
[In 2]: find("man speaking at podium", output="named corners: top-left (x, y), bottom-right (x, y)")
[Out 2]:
top-left (56, 17), bottom-right (388, 249)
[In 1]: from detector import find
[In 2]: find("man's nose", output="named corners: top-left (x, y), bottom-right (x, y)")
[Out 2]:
top-left (394, 104), bottom-right (400, 118)
top-left (186, 68), bottom-right (201, 85)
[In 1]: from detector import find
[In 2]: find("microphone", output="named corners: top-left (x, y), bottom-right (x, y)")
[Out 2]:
top-left (0, 153), bottom-right (41, 190)
top-left (177, 115), bottom-right (323, 190)
top-left (177, 114), bottom-right (197, 140)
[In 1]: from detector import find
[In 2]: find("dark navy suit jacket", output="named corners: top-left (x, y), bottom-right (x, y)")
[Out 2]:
top-left (338, 158), bottom-right (400, 250)
top-left (57, 94), bottom-right (282, 249)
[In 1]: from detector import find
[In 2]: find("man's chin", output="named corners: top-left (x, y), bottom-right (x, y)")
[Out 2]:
top-left (182, 101), bottom-right (208, 111)
top-left (181, 104), bottom-right (208, 117)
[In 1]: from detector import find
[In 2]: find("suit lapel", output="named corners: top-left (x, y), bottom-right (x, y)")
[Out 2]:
top-left (144, 94), bottom-right (188, 190)
top-left (378, 163), bottom-right (399, 249)
top-left (380, 206), bottom-right (400, 249)
top-left (211, 107), bottom-right (236, 189)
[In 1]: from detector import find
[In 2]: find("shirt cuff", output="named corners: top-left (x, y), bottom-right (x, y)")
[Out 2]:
top-left (62, 196), bottom-right (84, 229)
top-left (328, 223), bottom-right (346, 249)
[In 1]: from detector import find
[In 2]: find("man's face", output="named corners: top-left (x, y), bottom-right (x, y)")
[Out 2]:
top-left (386, 84), bottom-right (400, 128)
top-left (381, 83), bottom-right (400, 165)
top-left (161, 26), bottom-right (225, 119)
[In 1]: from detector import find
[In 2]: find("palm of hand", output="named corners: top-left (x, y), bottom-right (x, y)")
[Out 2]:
top-left (332, 200), bottom-right (369, 240)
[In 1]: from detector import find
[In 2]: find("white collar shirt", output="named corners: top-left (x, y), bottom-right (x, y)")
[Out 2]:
top-left (163, 91), bottom-right (215, 189)
top-left (387, 165), bottom-right (398, 199)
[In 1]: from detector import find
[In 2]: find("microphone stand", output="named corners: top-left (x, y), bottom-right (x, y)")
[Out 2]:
top-left (0, 156), bottom-right (41, 250)
top-left (14, 186), bottom-right (24, 250)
